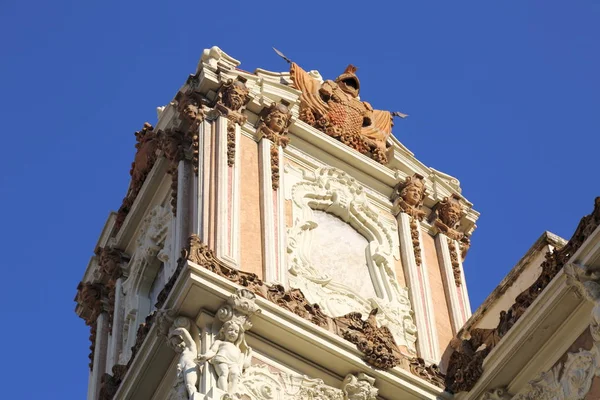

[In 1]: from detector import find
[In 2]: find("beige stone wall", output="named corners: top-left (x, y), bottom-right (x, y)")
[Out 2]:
top-left (421, 229), bottom-right (454, 355)
top-left (476, 245), bottom-right (551, 329)
top-left (395, 258), bottom-right (406, 288)
top-left (239, 135), bottom-right (263, 279)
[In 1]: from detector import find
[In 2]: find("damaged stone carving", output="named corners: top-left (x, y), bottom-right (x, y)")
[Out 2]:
top-left (391, 173), bottom-right (427, 266)
top-left (256, 102), bottom-right (293, 190)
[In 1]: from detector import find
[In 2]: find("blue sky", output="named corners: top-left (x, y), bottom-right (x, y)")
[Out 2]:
top-left (0, 1), bottom-right (598, 398)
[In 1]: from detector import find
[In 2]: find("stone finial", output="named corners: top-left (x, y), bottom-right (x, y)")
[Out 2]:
top-left (342, 373), bottom-right (378, 400)
top-left (391, 173), bottom-right (427, 220)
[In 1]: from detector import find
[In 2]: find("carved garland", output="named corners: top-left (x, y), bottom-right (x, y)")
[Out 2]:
top-left (391, 173), bottom-right (427, 267)
top-left (432, 194), bottom-right (467, 287)
top-left (446, 197), bottom-right (600, 393)
top-left (256, 102), bottom-right (293, 190)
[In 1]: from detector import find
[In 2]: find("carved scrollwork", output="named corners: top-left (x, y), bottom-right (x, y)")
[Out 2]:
top-left (287, 166), bottom-right (416, 353)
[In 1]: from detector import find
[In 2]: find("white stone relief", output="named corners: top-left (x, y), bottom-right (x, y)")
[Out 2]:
top-left (479, 387), bottom-right (512, 400)
top-left (119, 205), bottom-right (174, 365)
top-left (198, 289), bottom-right (261, 398)
top-left (286, 166), bottom-right (417, 352)
top-left (238, 366), bottom-right (376, 400)
top-left (341, 373), bottom-right (378, 400)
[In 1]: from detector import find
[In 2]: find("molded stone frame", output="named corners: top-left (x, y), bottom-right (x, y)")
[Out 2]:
top-left (120, 204), bottom-right (174, 365)
top-left (286, 166), bottom-right (417, 352)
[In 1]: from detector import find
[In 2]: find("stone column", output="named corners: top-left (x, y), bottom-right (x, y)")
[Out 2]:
top-left (392, 174), bottom-right (440, 363)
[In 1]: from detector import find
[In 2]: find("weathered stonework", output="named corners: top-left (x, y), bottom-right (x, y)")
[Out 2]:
top-left (446, 197), bottom-right (600, 393)
top-left (115, 123), bottom-right (159, 231)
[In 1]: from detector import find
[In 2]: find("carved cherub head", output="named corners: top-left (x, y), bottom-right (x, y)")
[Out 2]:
top-left (219, 320), bottom-right (243, 345)
top-left (399, 174), bottom-right (426, 207)
top-left (168, 329), bottom-right (187, 353)
top-left (221, 79), bottom-right (250, 111)
top-left (438, 194), bottom-right (464, 229)
top-left (335, 64), bottom-right (360, 98)
top-left (264, 103), bottom-right (292, 134)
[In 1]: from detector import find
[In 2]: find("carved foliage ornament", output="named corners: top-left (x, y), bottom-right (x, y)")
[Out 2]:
top-left (446, 197), bottom-right (600, 394)
top-left (433, 194), bottom-right (467, 286)
top-left (215, 78), bottom-right (250, 167)
top-left (257, 103), bottom-right (293, 190)
top-left (290, 63), bottom-right (398, 164)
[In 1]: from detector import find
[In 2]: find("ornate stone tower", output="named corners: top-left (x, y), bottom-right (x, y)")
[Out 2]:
top-left (75, 46), bottom-right (479, 400)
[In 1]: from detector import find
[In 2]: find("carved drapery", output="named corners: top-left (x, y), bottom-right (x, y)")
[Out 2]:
top-left (287, 166), bottom-right (417, 353)
top-left (446, 197), bottom-right (600, 393)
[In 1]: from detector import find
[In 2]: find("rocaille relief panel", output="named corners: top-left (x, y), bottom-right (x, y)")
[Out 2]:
top-left (283, 164), bottom-right (417, 353)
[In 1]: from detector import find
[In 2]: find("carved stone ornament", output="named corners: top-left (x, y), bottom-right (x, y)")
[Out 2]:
top-left (290, 62), bottom-right (399, 164)
top-left (178, 235), bottom-right (443, 387)
top-left (409, 357), bottom-right (445, 389)
top-left (215, 78), bottom-right (251, 167)
top-left (479, 387), bottom-right (512, 400)
top-left (391, 173), bottom-right (427, 266)
top-left (341, 373), bottom-right (378, 400)
top-left (257, 103), bottom-right (293, 190)
top-left (446, 197), bottom-right (600, 394)
top-left (433, 194), bottom-right (467, 286)
top-left (198, 289), bottom-right (261, 395)
top-left (287, 167), bottom-right (417, 353)
top-left (237, 364), bottom-right (344, 400)
top-left (115, 122), bottom-right (160, 231)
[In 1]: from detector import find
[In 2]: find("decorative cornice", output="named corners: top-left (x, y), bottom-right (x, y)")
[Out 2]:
top-left (178, 234), bottom-right (443, 387)
top-left (446, 197), bottom-right (600, 393)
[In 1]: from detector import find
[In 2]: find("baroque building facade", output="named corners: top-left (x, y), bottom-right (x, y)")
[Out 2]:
top-left (74, 47), bottom-right (600, 400)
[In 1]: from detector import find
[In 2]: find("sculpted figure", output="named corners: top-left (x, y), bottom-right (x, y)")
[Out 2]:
top-left (433, 194), bottom-right (465, 240)
top-left (199, 320), bottom-right (252, 394)
top-left (257, 103), bottom-right (292, 146)
top-left (218, 79), bottom-right (250, 116)
top-left (391, 173), bottom-right (427, 220)
top-left (290, 62), bottom-right (403, 163)
top-left (169, 327), bottom-right (199, 398)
